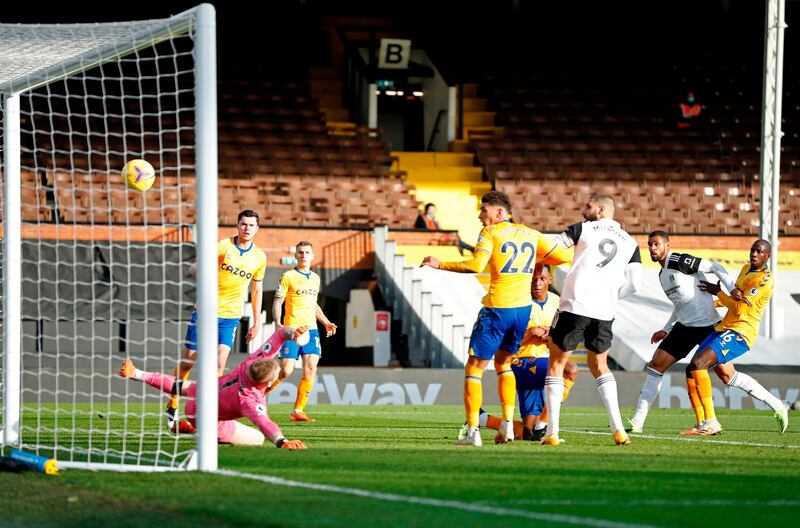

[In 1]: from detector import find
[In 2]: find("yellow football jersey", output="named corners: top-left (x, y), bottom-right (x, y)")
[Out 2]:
top-left (439, 221), bottom-right (570, 308)
top-left (516, 292), bottom-right (560, 358)
top-left (276, 268), bottom-right (321, 327)
top-left (216, 237), bottom-right (267, 318)
top-left (715, 264), bottom-right (774, 346)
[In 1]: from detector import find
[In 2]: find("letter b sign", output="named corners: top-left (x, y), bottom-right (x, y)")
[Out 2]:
top-left (378, 39), bottom-right (411, 69)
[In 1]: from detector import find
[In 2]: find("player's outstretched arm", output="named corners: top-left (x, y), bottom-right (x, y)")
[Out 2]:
top-left (250, 326), bottom-right (296, 358)
top-left (434, 248), bottom-right (491, 274)
top-left (699, 258), bottom-right (739, 296)
top-left (536, 236), bottom-right (571, 266)
top-left (241, 394), bottom-right (307, 448)
top-left (316, 304), bottom-right (337, 337)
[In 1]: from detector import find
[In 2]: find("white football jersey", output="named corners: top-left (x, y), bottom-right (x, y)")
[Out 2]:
top-left (557, 218), bottom-right (641, 321)
top-left (659, 251), bottom-right (736, 330)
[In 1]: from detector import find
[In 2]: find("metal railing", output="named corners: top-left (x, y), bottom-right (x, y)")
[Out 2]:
top-left (373, 226), bottom-right (469, 368)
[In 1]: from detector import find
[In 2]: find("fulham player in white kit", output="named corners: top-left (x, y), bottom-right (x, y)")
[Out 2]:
top-left (542, 193), bottom-right (643, 446)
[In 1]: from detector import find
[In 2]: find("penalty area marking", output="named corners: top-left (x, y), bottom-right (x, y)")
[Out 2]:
top-left (217, 469), bottom-right (657, 528)
top-left (563, 429), bottom-right (800, 449)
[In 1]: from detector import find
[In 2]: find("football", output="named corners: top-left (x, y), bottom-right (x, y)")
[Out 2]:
top-left (121, 159), bottom-right (156, 191)
top-left (295, 329), bottom-right (310, 346)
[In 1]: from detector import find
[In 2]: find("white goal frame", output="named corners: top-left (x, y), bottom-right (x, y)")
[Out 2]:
top-left (1, 3), bottom-right (219, 472)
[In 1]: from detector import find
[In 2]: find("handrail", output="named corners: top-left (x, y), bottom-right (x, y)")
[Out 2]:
top-left (426, 109), bottom-right (447, 151)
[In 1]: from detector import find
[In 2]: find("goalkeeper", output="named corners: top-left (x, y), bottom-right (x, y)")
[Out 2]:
top-left (120, 326), bottom-right (308, 449)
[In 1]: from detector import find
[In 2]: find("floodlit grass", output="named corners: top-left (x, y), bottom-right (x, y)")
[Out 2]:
top-left (2, 404), bottom-right (800, 527)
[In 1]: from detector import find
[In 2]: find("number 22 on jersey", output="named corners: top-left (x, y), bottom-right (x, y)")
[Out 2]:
top-left (500, 241), bottom-right (535, 274)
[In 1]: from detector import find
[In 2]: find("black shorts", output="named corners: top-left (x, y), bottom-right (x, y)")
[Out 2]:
top-left (549, 311), bottom-right (614, 354)
top-left (659, 322), bottom-right (716, 360)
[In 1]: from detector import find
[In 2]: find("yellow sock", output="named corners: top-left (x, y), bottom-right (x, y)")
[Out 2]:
top-left (464, 364), bottom-right (484, 427)
top-left (563, 378), bottom-right (575, 402)
top-left (691, 370), bottom-right (716, 422)
top-left (265, 377), bottom-right (283, 395)
top-left (496, 362), bottom-right (516, 421)
top-left (686, 376), bottom-right (705, 423)
top-left (294, 377), bottom-right (314, 412)
top-left (168, 367), bottom-right (191, 409)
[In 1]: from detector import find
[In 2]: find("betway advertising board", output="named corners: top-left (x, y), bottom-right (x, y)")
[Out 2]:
top-left (269, 368), bottom-right (800, 410)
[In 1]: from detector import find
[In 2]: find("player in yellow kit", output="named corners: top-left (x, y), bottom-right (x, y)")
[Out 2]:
top-left (421, 191), bottom-right (571, 446)
top-left (168, 210), bottom-right (267, 432)
top-left (458, 264), bottom-right (578, 442)
top-left (271, 241), bottom-right (337, 422)
top-left (683, 239), bottom-right (775, 436)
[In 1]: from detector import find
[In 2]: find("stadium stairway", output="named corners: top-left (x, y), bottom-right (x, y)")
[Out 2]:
top-left (393, 152), bottom-right (490, 257)
top-left (374, 227), bottom-right (485, 367)
top-left (454, 83), bottom-right (504, 150)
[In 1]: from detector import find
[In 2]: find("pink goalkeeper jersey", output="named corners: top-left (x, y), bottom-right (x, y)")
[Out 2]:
top-left (207, 329), bottom-right (289, 443)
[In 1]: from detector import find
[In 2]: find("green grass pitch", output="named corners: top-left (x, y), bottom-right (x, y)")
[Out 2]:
top-left (2, 404), bottom-right (799, 527)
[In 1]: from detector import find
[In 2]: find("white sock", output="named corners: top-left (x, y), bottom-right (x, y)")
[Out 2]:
top-left (293, 408), bottom-right (302, 414)
top-left (632, 367), bottom-right (663, 426)
top-left (534, 420), bottom-right (547, 431)
top-left (596, 373), bottom-right (625, 433)
top-left (478, 412), bottom-right (489, 427)
top-left (544, 376), bottom-right (564, 437)
top-left (134, 368), bottom-right (145, 381)
top-left (728, 372), bottom-right (784, 412)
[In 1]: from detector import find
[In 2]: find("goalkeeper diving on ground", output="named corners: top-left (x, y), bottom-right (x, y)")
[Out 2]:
top-left (119, 326), bottom-right (309, 449)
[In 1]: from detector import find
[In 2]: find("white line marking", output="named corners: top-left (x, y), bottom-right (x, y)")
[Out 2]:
top-left (498, 499), bottom-right (800, 507)
top-left (563, 429), bottom-right (800, 449)
top-left (217, 469), bottom-right (658, 528)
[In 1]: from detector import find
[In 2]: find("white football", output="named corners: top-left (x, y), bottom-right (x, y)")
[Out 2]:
top-left (295, 330), bottom-right (310, 346)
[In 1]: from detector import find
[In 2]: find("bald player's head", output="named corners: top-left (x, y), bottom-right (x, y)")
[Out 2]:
top-left (750, 239), bottom-right (771, 269)
top-left (582, 193), bottom-right (615, 221)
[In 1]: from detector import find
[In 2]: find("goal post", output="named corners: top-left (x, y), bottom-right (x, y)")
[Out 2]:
top-left (1, 3), bottom-right (218, 471)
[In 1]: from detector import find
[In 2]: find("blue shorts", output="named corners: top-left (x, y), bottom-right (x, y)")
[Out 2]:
top-left (511, 356), bottom-right (548, 417)
top-left (184, 310), bottom-right (240, 351)
top-left (468, 306), bottom-right (532, 360)
top-left (697, 329), bottom-right (750, 365)
top-left (280, 328), bottom-right (322, 360)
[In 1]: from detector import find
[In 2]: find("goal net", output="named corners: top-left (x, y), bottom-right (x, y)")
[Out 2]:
top-left (1, 4), bottom-right (219, 471)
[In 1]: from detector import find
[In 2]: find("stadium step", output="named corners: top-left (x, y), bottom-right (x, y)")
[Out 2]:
top-left (464, 125), bottom-right (503, 139)
top-left (457, 83), bottom-right (502, 143)
top-left (461, 83), bottom-right (480, 97)
top-left (322, 107), bottom-right (349, 122)
top-left (463, 111), bottom-right (496, 127)
top-left (449, 139), bottom-right (471, 152)
top-left (393, 152), bottom-right (477, 170)
top-left (394, 151), bottom-right (489, 248)
top-left (462, 97), bottom-right (487, 112)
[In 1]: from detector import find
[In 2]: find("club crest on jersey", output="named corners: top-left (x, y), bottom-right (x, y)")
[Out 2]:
top-left (256, 404), bottom-right (267, 416)
top-left (749, 287), bottom-right (758, 296)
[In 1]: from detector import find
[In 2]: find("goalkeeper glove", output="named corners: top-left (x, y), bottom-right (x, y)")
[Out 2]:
top-left (276, 438), bottom-right (307, 450)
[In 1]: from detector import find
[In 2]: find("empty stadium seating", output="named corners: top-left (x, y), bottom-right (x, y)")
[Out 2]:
top-left (9, 74), bottom-right (419, 229)
top-left (465, 61), bottom-right (800, 234)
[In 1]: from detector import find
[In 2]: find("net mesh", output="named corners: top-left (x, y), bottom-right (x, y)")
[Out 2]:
top-left (1, 11), bottom-right (202, 469)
